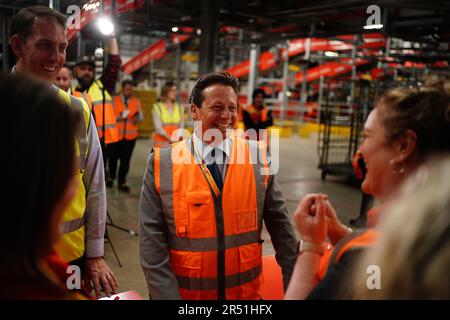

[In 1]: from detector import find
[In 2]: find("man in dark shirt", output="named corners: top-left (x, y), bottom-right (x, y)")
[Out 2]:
top-left (242, 88), bottom-right (274, 141)
top-left (73, 36), bottom-right (121, 180)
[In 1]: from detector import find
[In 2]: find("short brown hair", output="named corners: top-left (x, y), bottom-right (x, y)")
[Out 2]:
top-left (189, 72), bottom-right (239, 107)
top-left (10, 5), bottom-right (67, 41)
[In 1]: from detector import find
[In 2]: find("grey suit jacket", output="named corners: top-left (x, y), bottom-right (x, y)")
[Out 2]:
top-left (139, 135), bottom-right (297, 299)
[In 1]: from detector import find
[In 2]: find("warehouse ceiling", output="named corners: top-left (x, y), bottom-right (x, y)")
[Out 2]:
top-left (2, 0), bottom-right (450, 44)
top-left (2, 0), bottom-right (450, 76)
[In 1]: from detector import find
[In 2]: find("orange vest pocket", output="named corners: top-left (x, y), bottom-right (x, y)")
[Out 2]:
top-left (186, 191), bottom-right (216, 238)
top-left (170, 250), bottom-right (202, 278)
top-left (234, 209), bottom-right (257, 233)
top-left (238, 242), bottom-right (262, 272)
top-left (237, 243), bottom-right (263, 299)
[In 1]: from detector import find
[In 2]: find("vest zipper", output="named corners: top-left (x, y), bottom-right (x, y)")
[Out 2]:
top-left (214, 195), bottom-right (226, 300)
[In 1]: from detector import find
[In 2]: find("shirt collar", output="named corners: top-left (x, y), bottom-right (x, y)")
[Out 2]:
top-left (192, 131), bottom-right (232, 164)
top-left (12, 66), bottom-right (60, 92)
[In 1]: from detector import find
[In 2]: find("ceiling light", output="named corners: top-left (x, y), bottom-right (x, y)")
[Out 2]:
top-left (172, 27), bottom-right (179, 32)
top-left (97, 16), bottom-right (115, 36)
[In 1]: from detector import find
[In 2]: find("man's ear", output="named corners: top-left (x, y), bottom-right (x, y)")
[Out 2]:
top-left (190, 103), bottom-right (198, 120)
top-left (395, 129), bottom-right (417, 163)
top-left (10, 35), bottom-right (23, 59)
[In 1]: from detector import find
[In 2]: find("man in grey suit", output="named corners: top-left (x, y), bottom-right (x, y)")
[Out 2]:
top-left (139, 72), bottom-right (297, 300)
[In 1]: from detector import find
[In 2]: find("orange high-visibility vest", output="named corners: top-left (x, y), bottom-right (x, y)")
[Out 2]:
top-left (112, 95), bottom-right (142, 141)
top-left (245, 105), bottom-right (269, 124)
top-left (152, 101), bottom-right (183, 147)
top-left (75, 81), bottom-right (119, 145)
top-left (317, 229), bottom-right (378, 280)
top-left (153, 137), bottom-right (270, 300)
top-left (244, 105), bottom-right (270, 142)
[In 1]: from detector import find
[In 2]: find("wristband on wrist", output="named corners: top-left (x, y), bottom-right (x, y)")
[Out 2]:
top-left (297, 240), bottom-right (325, 256)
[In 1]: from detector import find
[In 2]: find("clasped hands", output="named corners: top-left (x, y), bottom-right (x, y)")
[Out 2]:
top-left (293, 193), bottom-right (351, 247)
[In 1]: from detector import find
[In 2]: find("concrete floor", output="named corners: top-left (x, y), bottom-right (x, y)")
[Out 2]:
top-left (104, 134), bottom-right (362, 298)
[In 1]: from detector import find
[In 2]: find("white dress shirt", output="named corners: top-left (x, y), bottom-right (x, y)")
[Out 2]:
top-left (192, 132), bottom-right (232, 181)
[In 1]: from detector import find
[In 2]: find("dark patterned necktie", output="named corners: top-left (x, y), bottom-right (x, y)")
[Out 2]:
top-left (206, 149), bottom-right (223, 191)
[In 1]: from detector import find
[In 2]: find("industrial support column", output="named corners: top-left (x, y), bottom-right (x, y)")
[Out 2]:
top-left (175, 43), bottom-right (182, 104)
top-left (199, 0), bottom-right (218, 75)
top-left (349, 34), bottom-right (358, 106)
top-left (280, 42), bottom-right (289, 123)
top-left (300, 24), bottom-right (314, 123)
top-left (247, 44), bottom-right (260, 106)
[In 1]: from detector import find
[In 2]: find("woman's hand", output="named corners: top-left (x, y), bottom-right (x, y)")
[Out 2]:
top-left (322, 199), bottom-right (352, 246)
top-left (293, 193), bottom-right (328, 244)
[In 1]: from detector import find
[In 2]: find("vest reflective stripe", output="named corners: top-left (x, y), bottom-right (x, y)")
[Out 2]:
top-left (318, 229), bottom-right (377, 280)
top-left (167, 230), bottom-right (260, 252)
top-left (61, 217), bottom-right (85, 234)
top-left (68, 95), bottom-right (88, 171)
top-left (53, 89), bottom-right (90, 262)
top-left (72, 91), bottom-right (93, 135)
top-left (86, 81), bottom-right (119, 145)
top-left (154, 136), bottom-right (269, 299)
top-left (153, 102), bottom-right (183, 147)
top-left (112, 95), bottom-right (141, 140)
top-left (96, 123), bottom-right (117, 130)
top-left (176, 265), bottom-right (262, 290)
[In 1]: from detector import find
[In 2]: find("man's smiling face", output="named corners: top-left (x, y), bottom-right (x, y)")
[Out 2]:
top-left (12, 16), bottom-right (67, 82)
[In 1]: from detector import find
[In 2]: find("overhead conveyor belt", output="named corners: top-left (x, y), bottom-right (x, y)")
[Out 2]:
top-left (225, 33), bottom-right (386, 79)
top-left (122, 34), bottom-right (191, 74)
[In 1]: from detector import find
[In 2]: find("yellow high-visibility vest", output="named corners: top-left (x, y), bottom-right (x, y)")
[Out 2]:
top-left (53, 88), bottom-right (90, 262)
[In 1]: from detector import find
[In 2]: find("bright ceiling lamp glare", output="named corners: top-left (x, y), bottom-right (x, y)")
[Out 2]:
top-left (97, 16), bottom-right (115, 36)
top-left (172, 27), bottom-right (179, 32)
top-left (363, 24), bottom-right (383, 30)
top-left (325, 51), bottom-right (339, 57)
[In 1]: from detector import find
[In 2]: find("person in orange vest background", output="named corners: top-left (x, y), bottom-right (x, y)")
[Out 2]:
top-left (73, 48), bottom-right (120, 177)
top-left (242, 88), bottom-right (274, 142)
top-left (108, 80), bottom-right (144, 192)
top-left (54, 66), bottom-right (94, 131)
top-left (151, 81), bottom-right (185, 147)
top-left (139, 72), bottom-right (297, 300)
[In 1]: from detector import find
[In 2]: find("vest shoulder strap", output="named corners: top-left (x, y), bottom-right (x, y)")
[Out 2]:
top-left (325, 229), bottom-right (376, 277)
top-left (69, 94), bottom-right (89, 172)
top-left (154, 102), bottom-right (162, 115)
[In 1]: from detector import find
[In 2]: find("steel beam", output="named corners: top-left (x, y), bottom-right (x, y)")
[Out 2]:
top-left (198, 0), bottom-right (218, 75)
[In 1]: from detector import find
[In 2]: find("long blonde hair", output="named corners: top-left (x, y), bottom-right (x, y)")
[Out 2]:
top-left (354, 156), bottom-right (450, 299)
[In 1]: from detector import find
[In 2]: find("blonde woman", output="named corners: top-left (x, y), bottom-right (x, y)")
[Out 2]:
top-left (152, 82), bottom-right (185, 147)
top-left (285, 84), bottom-right (450, 299)
top-left (353, 156), bottom-right (450, 299)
